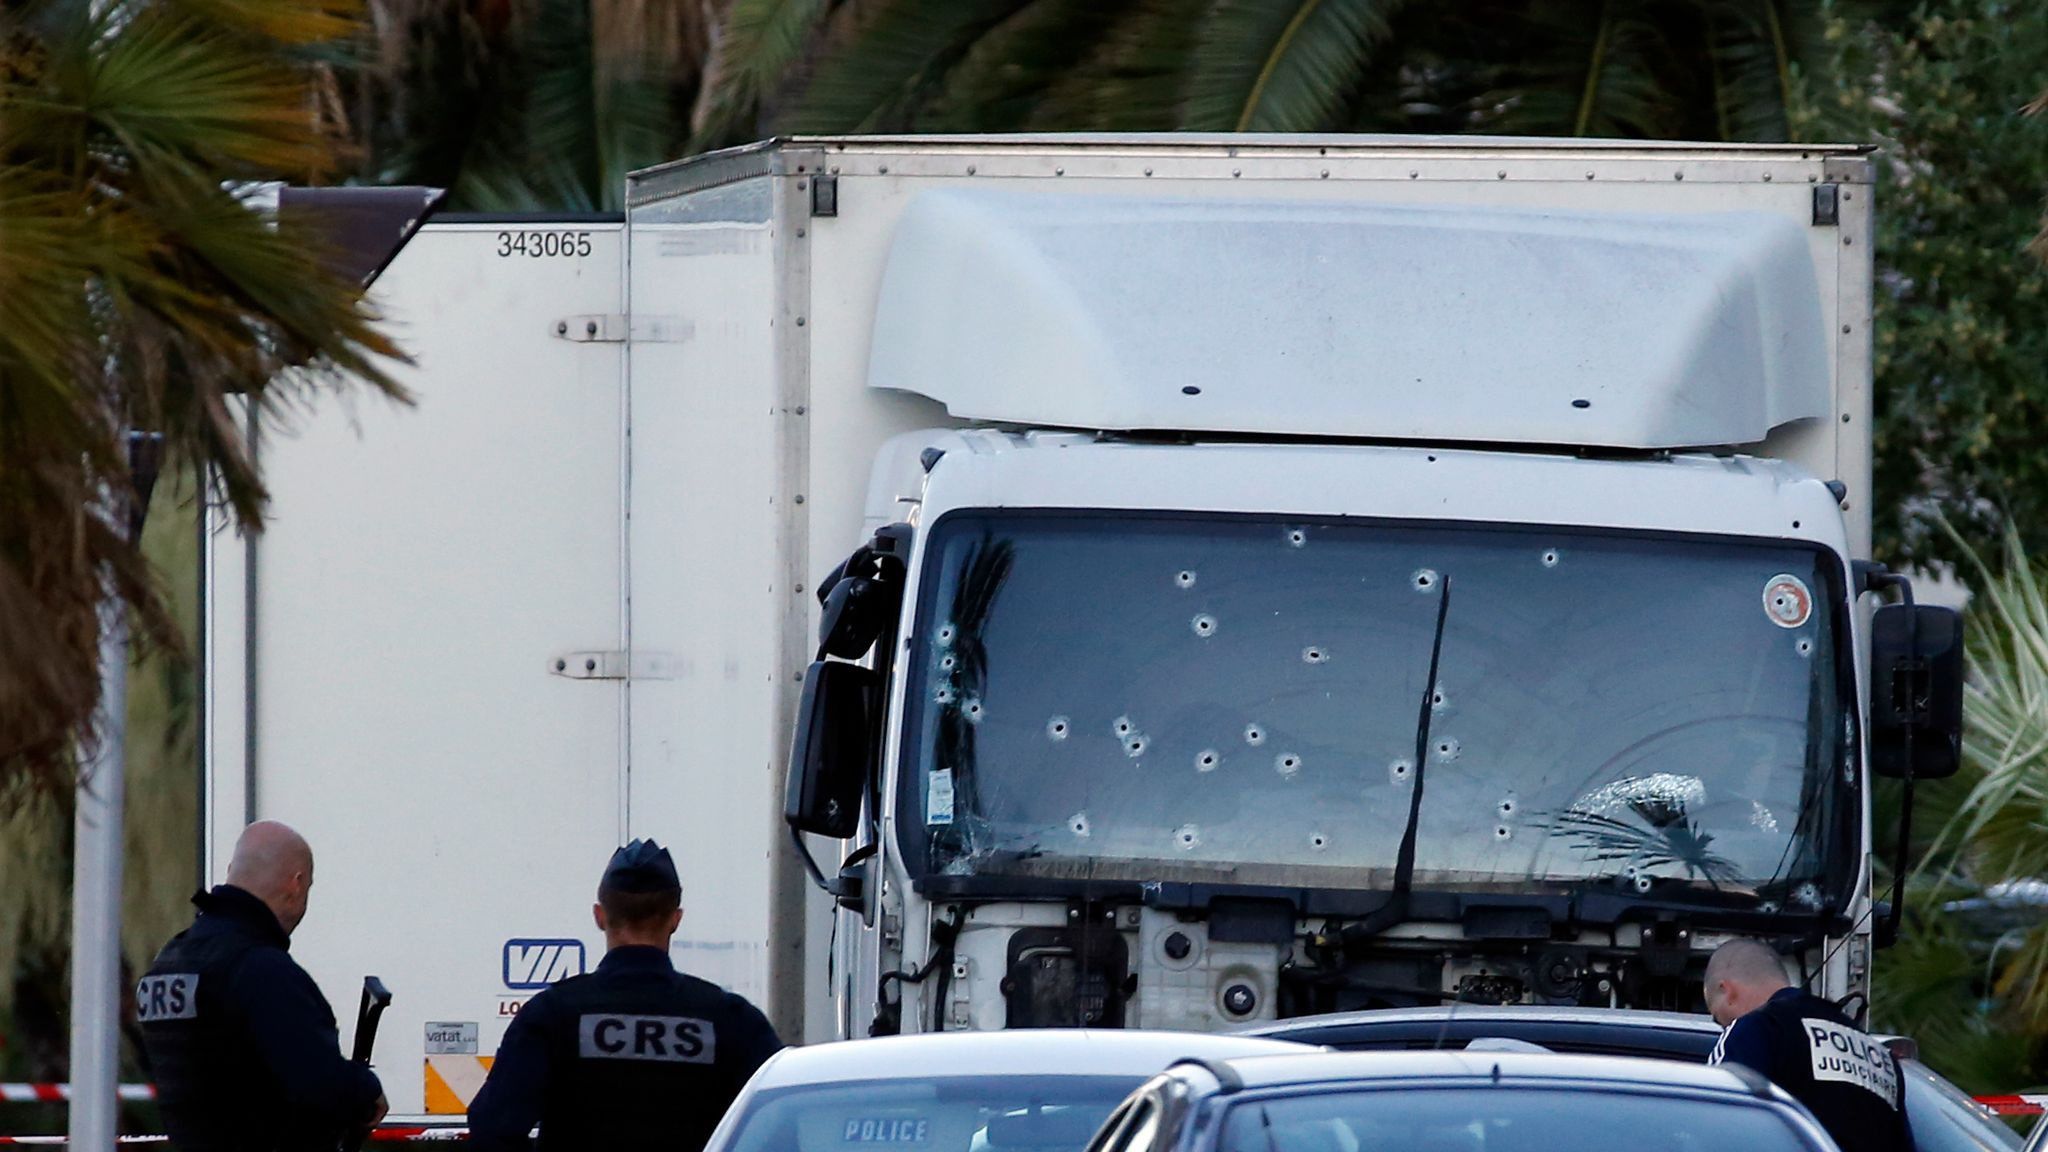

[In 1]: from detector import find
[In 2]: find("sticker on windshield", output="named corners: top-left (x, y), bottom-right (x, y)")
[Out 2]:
top-left (1763, 574), bottom-right (1814, 629)
top-left (926, 769), bottom-right (955, 826)
top-left (842, 1118), bottom-right (931, 1143)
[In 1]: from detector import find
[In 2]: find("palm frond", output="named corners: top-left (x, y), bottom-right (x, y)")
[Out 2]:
top-left (921, 0), bottom-right (1127, 132)
top-left (775, 0), bottom-right (1029, 135)
top-left (1182, 0), bottom-right (1411, 132)
top-left (1030, 0), bottom-right (1201, 131)
top-left (1703, 0), bottom-right (1829, 141)
top-left (0, 0), bottom-right (403, 786)
top-left (693, 0), bottom-right (831, 147)
top-left (1471, 0), bottom-right (1684, 138)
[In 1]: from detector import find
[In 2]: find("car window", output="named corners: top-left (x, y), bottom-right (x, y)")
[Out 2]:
top-left (724, 1075), bottom-right (1141, 1152)
top-left (1219, 1087), bottom-right (1822, 1152)
top-left (1902, 1061), bottom-right (2025, 1152)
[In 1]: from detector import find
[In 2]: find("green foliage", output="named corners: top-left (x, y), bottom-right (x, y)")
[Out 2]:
top-left (682, 0), bottom-right (1861, 145)
top-left (1793, 1), bottom-right (2048, 568)
top-left (355, 0), bottom-right (709, 211)
top-left (0, 0), bottom-right (404, 785)
top-left (1868, 523), bottom-right (2048, 1090)
top-left (1182, 0), bottom-right (1411, 131)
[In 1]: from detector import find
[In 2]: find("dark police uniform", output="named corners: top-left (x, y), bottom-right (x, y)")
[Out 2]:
top-left (467, 842), bottom-right (784, 1152)
top-left (1710, 987), bottom-right (1914, 1152)
top-left (136, 885), bottom-right (382, 1152)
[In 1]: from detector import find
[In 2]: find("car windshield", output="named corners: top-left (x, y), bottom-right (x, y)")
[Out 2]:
top-left (722, 1075), bottom-right (1140, 1152)
top-left (1219, 1087), bottom-right (1821, 1152)
top-left (904, 512), bottom-right (1853, 911)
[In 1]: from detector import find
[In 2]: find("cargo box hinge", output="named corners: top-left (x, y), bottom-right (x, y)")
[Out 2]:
top-left (552, 315), bottom-right (692, 344)
top-left (550, 650), bottom-right (677, 680)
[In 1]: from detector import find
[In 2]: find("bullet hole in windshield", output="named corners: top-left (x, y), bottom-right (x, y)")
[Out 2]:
top-left (1541, 549), bottom-right (1562, 568)
top-left (1390, 758), bottom-right (1412, 783)
top-left (934, 686), bottom-right (956, 705)
top-left (1175, 569), bottom-right (1197, 589)
top-left (1431, 686), bottom-right (1449, 711)
top-left (1113, 715), bottom-right (1134, 737)
top-left (938, 654), bottom-right (956, 671)
top-left (1302, 646), bottom-right (1328, 664)
top-left (1795, 638), bottom-right (1814, 658)
top-left (1125, 735), bottom-right (1149, 758)
top-left (1498, 797), bottom-right (1516, 817)
top-left (1287, 528), bottom-right (1308, 548)
top-left (1413, 569), bottom-right (1438, 591)
top-left (1195, 749), bottom-right (1220, 772)
top-left (936, 623), bottom-right (956, 646)
top-left (1275, 753), bottom-right (1302, 778)
top-left (1792, 882), bottom-right (1821, 909)
top-left (1757, 901), bottom-right (1781, 914)
top-left (1191, 613), bottom-right (1218, 638)
top-left (1046, 716), bottom-right (1070, 741)
top-left (1309, 831), bottom-right (1329, 851)
top-left (962, 698), bottom-right (983, 724)
top-left (1434, 737), bottom-right (1461, 761)
top-left (1244, 723), bottom-right (1267, 746)
top-left (1632, 873), bottom-right (1654, 893)
top-left (1069, 813), bottom-right (1091, 837)
top-left (1174, 824), bottom-right (1202, 851)
top-left (1494, 825), bottom-right (1512, 841)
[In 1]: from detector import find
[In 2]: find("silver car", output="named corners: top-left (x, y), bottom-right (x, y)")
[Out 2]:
top-left (704, 1031), bottom-right (1310, 1152)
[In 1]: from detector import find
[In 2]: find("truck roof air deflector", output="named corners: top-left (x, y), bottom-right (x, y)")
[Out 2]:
top-left (866, 191), bottom-right (1829, 449)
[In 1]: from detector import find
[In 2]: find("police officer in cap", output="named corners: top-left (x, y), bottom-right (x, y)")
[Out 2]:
top-left (468, 839), bottom-right (783, 1152)
top-left (1706, 939), bottom-right (1914, 1152)
top-left (137, 820), bottom-right (386, 1150)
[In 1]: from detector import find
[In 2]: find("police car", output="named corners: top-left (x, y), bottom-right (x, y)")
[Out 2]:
top-left (1089, 1049), bottom-right (1836, 1152)
top-left (1240, 1006), bottom-right (2018, 1152)
top-left (701, 1031), bottom-right (1310, 1152)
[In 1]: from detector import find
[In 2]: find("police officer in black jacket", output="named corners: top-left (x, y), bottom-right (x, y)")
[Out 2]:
top-left (1706, 939), bottom-right (1914, 1152)
top-left (137, 821), bottom-right (386, 1151)
top-left (467, 839), bottom-right (784, 1152)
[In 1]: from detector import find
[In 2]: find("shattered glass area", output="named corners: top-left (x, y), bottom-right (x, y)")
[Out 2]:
top-left (906, 513), bottom-right (1848, 910)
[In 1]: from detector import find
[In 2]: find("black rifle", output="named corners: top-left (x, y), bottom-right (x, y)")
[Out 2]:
top-left (345, 977), bottom-right (392, 1152)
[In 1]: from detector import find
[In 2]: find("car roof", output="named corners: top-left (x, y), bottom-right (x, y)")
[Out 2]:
top-left (746, 1030), bottom-right (1312, 1090)
top-left (1207, 1049), bottom-right (1766, 1097)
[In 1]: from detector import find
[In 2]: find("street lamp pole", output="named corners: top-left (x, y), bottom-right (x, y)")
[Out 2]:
top-left (67, 431), bottom-right (160, 1152)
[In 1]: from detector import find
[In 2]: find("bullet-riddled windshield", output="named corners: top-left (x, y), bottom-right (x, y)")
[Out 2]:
top-left (902, 512), bottom-right (1853, 913)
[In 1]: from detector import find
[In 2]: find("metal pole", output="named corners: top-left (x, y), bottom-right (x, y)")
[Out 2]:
top-left (68, 584), bottom-right (129, 1152)
top-left (69, 428), bottom-right (155, 1152)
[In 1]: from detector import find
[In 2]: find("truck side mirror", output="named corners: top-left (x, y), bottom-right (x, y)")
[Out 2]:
top-left (1869, 604), bottom-right (1964, 780)
top-left (784, 660), bottom-right (879, 837)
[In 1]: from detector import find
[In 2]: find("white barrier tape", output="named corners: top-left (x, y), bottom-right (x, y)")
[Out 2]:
top-left (0, 1087), bottom-right (154, 1104)
top-left (1976, 1094), bottom-right (2048, 1117)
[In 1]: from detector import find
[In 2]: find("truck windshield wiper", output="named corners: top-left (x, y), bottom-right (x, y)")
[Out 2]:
top-left (1352, 571), bottom-right (1451, 937)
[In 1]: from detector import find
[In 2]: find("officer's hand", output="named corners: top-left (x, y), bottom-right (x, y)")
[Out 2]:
top-left (371, 1094), bottom-right (389, 1126)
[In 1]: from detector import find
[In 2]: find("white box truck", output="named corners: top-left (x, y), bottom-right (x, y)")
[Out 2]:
top-left (200, 135), bottom-right (1964, 1121)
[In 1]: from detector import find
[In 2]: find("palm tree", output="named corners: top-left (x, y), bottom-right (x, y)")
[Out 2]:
top-left (688, 0), bottom-right (1886, 147)
top-left (344, 0), bottom-right (717, 211)
top-left (0, 0), bottom-right (405, 787)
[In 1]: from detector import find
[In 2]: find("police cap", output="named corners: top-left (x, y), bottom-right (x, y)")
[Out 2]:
top-left (601, 839), bottom-right (681, 895)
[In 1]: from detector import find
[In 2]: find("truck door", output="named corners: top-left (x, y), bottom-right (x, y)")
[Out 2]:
top-left (201, 217), bottom-right (627, 1120)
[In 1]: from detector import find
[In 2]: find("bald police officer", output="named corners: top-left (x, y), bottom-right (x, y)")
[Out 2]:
top-left (1706, 939), bottom-right (1913, 1152)
top-left (467, 840), bottom-right (783, 1152)
top-left (137, 821), bottom-right (386, 1151)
